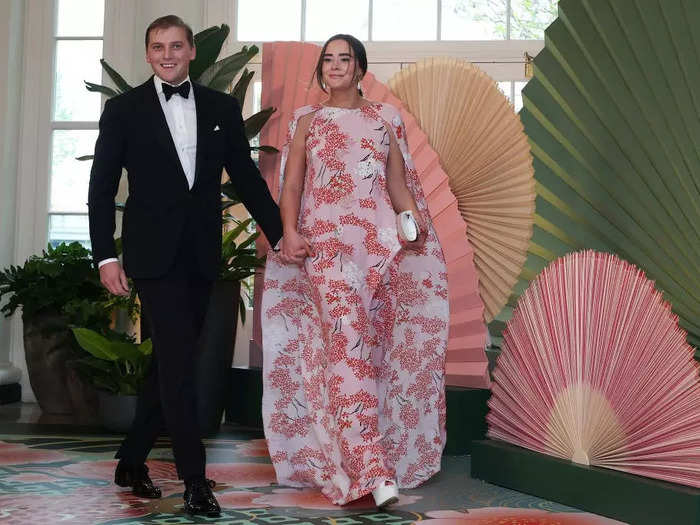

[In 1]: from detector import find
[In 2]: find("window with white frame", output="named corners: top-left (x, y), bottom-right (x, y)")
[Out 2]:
top-left (48, 0), bottom-right (105, 247)
top-left (236, 0), bottom-right (557, 113)
top-left (236, 0), bottom-right (557, 42)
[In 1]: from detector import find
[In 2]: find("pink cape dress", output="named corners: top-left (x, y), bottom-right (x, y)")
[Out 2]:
top-left (261, 101), bottom-right (449, 505)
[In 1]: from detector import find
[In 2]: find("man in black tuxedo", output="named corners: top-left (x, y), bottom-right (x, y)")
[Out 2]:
top-left (88, 15), bottom-right (282, 517)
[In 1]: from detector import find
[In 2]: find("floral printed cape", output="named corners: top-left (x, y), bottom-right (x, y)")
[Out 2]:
top-left (261, 102), bottom-right (449, 505)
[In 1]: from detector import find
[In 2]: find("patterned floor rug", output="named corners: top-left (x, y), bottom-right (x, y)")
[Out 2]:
top-left (0, 432), bottom-right (624, 524)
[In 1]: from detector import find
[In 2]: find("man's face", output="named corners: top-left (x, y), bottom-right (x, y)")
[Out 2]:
top-left (145, 26), bottom-right (196, 85)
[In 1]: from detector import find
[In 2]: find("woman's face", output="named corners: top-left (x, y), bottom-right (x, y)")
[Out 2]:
top-left (321, 39), bottom-right (359, 92)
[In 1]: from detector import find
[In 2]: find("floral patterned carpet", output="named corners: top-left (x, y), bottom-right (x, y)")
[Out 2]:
top-left (0, 431), bottom-right (625, 524)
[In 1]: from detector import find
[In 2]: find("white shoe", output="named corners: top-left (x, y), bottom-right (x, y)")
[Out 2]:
top-left (372, 479), bottom-right (399, 508)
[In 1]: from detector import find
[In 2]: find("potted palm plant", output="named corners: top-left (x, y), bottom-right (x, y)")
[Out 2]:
top-left (83, 23), bottom-right (277, 436)
top-left (71, 327), bottom-right (152, 432)
top-left (0, 242), bottom-right (134, 419)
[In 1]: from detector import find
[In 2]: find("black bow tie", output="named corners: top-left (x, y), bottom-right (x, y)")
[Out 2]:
top-left (163, 81), bottom-right (190, 101)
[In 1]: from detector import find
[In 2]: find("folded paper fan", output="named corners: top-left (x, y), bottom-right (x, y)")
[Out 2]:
top-left (388, 57), bottom-right (535, 323)
top-left (253, 41), bottom-right (490, 388)
top-left (488, 250), bottom-right (700, 487)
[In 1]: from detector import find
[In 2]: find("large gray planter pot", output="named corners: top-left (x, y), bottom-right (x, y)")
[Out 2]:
top-left (65, 365), bottom-right (100, 424)
top-left (22, 312), bottom-right (100, 420)
top-left (22, 312), bottom-right (74, 414)
top-left (98, 391), bottom-right (137, 433)
top-left (195, 280), bottom-right (240, 437)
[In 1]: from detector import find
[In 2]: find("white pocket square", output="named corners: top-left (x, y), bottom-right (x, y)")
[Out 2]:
top-left (213, 125), bottom-right (220, 131)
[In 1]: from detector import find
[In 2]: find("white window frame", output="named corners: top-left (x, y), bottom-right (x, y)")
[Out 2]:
top-left (216, 0), bottom-right (547, 113)
top-left (233, 0), bottom-right (551, 42)
top-left (49, 5), bottom-right (104, 246)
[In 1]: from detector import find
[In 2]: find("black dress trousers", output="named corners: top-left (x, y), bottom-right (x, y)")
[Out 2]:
top-left (115, 219), bottom-right (213, 480)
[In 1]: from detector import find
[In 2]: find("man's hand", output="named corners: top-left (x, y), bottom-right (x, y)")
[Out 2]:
top-left (99, 261), bottom-right (130, 296)
top-left (279, 231), bottom-right (314, 266)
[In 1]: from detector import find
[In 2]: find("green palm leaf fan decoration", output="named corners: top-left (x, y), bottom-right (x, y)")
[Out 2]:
top-left (492, 0), bottom-right (700, 358)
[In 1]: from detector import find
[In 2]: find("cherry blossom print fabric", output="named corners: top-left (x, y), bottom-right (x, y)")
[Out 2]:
top-left (261, 102), bottom-right (449, 505)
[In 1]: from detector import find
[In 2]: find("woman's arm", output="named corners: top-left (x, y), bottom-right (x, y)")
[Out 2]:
top-left (386, 132), bottom-right (420, 216)
top-left (385, 128), bottom-right (428, 249)
top-left (278, 113), bottom-right (315, 264)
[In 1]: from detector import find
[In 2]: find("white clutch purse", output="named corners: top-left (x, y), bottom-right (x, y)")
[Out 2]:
top-left (397, 210), bottom-right (419, 242)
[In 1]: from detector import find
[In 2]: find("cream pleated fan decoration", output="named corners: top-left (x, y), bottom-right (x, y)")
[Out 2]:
top-left (389, 58), bottom-right (535, 322)
top-left (488, 250), bottom-right (700, 488)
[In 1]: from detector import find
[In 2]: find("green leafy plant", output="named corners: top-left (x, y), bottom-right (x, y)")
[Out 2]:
top-left (0, 242), bottom-right (135, 332)
top-left (0, 242), bottom-right (141, 398)
top-left (0, 242), bottom-right (101, 321)
top-left (82, 24), bottom-right (278, 318)
top-left (220, 216), bottom-right (266, 323)
top-left (71, 327), bottom-right (152, 395)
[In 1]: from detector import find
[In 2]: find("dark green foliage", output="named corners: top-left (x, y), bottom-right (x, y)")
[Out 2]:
top-left (220, 216), bottom-right (266, 324)
top-left (0, 242), bottom-right (107, 324)
top-left (71, 327), bottom-right (152, 395)
top-left (0, 242), bottom-right (142, 392)
top-left (244, 107), bottom-right (276, 140)
top-left (232, 68), bottom-right (255, 107)
top-left (190, 24), bottom-right (231, 80)
top-left (198, 45), bottom-right (259, 92)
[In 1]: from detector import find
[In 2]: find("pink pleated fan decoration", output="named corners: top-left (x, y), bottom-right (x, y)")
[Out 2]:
top-left (251, 41), bottom-right (489, 388)
top-left (488, 250), bottom-right (700, 488)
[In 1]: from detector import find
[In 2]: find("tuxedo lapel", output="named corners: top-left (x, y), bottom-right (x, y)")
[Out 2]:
top-left (141, 78), bottom-right (190, 191)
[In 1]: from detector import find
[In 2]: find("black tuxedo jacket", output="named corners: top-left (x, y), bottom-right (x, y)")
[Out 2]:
top-left (88, 77), bottom-right (282, 280)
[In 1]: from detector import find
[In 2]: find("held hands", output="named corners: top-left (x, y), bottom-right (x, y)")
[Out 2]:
top-left (279, 230), bottom-right (315, 266)
top-left (99, 261), bottom-right (130, 296)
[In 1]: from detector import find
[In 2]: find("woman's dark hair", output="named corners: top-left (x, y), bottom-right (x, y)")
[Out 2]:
top-left (314, 34), bottom-right (368, 95)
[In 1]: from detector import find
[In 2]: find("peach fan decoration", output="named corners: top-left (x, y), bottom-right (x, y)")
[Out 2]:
top-left (389, 57), bottom-right (535, 323)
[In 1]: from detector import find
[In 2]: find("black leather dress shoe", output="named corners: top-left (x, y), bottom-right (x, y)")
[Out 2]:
top-left (184, 477), bottom-right (220, 517)
top-left (114, 461), bottom-right (162, 499)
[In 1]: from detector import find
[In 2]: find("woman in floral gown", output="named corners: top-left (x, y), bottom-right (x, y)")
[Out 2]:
top-left (261, 34), bottom-right (449, 507)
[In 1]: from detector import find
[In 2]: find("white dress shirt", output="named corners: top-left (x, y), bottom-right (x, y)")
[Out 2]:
top-left (153, 74), bottom-right (197, 189)
top-left (98, 75), bottom-right (198, 268)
